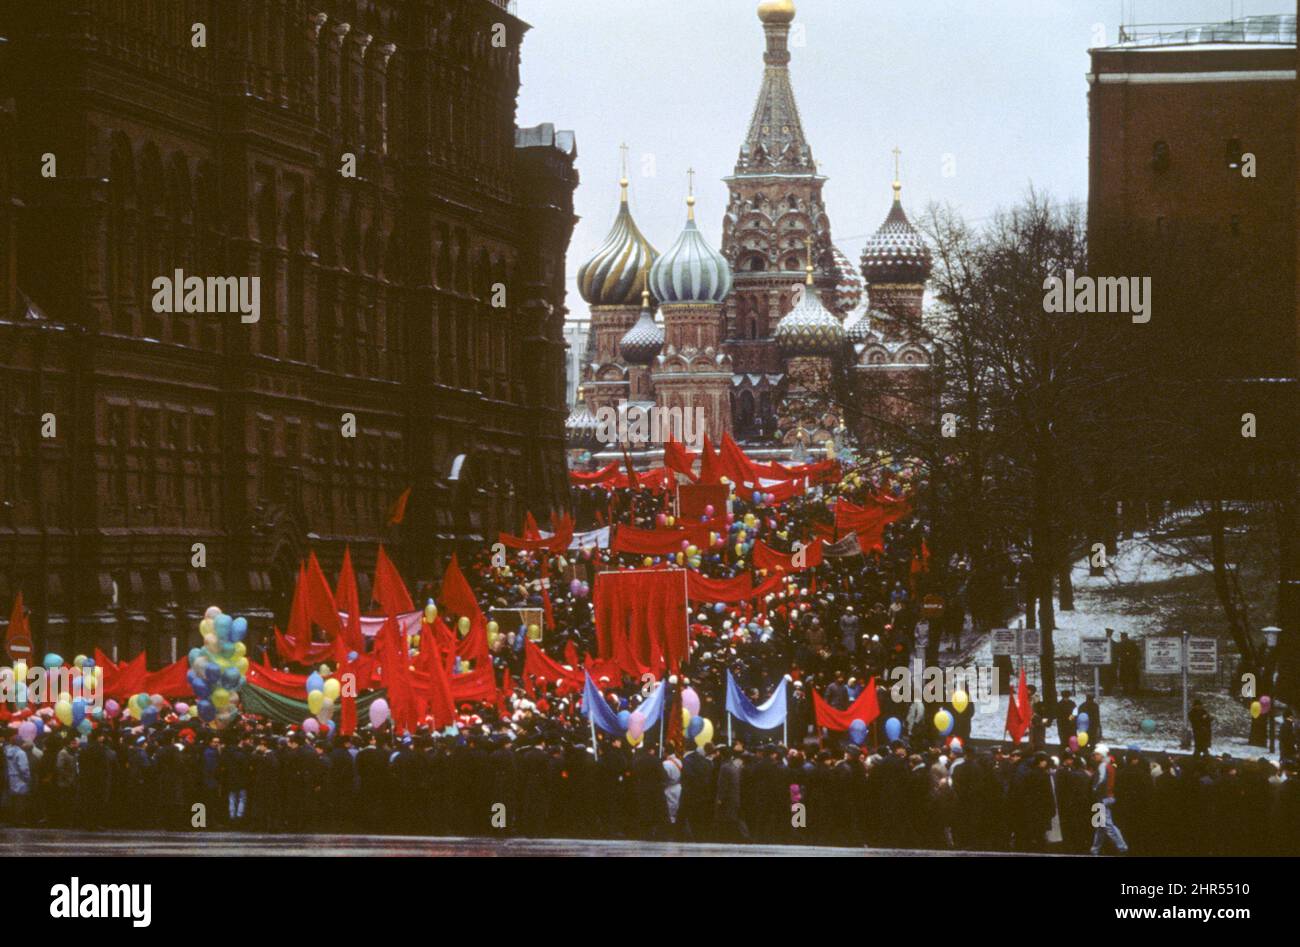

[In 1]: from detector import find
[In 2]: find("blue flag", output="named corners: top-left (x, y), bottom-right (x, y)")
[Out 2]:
top-left (725, 670), bottom-right (788, 730)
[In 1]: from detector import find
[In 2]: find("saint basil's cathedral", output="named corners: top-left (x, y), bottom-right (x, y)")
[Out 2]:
top-left (566, 0), bottom-right (937, 461)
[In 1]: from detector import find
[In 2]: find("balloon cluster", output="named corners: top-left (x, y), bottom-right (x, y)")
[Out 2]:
top-left (303, 665), bottom-right (340, 737)
top-left (187, 605), bottom-right (249, 728)
top-left (680, 686), bottom-right (713, 748)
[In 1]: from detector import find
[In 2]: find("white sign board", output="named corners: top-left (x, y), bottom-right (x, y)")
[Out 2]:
top-left (1145, 637), bottom-right (1183, 675)
top-left (1186, 637), bottom-right (1218, 675)
top-left (1079, 637), bottom-right (1112, 666)
top-left (991, 628), bottom-right (1018, 656)
top-left (1020, 628), bottom-right (1042, 657)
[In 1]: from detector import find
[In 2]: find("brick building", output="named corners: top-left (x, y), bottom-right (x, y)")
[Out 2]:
top-left (0, 1), bottom-right (577, 662)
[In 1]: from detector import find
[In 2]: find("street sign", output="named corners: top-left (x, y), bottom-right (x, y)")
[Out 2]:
top-left (1145, 636), bottom-right (1183, 674)
top-left (1186, 637), bottom-right (1218, 675)
top-left (921, 594), bottom-right (945, 618)
top-left (991, 628), bottom-right (1018, 656)
top-left (1020, 628), bottom-right (1042, 656)
top-left (1079, 636), bottom-right (1112, 666)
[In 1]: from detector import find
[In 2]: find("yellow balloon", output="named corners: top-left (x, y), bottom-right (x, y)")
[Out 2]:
top-left (644, 557), bottom-right (654, 567)
top-left (323, 678), bottom-right (341, 700)
top-left (55, 700), bottom-right (73, 726)
top-left (951, 689), bottom-right (969, 714)
top-left (934, 709), bottom-right (953, 733)
top-left (234, 641), bottom-right (246, 657)
top-left (682, 707), bottom-right (692, 731)
top-left (694, 717), bottom-right (714, 748)
top-left (1077, 730), bottom-right (1090, 747)
top-left (627, 731), bottom-right (643, 747)
top-left (1250, 700), bottom-right (1262, 719)
top-left (236, 657), bottom-right (249, 675)
top-left (200, 618), bottom-right (215, 637)
top-left (527, 623), bottom-right (541, 641)
top-left (307, 690), bottom-right (324, 714)
top-left (211, 688), bottom-right (230, 710)
top-left (457, 616), bottom-right (470, 636)
top-left (424, 603), bottom-right (438, 623)
top-left (487, 620), bottom-right (499, 642)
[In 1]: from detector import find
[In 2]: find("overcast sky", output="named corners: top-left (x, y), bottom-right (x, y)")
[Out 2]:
top-left (513, 0), bottom-right (1282, 320)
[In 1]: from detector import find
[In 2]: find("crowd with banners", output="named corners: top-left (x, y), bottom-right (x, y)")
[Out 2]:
top-left (3, 433), bottom-right (1300, 854)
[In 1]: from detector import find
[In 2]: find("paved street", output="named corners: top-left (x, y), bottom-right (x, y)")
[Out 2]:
top-left (0, 828), bottom-right (1048, 857)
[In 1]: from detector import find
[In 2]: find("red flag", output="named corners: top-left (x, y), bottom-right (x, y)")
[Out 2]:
top-left (497, 667), bottom-right (514, 718)
top-left (387, 486), bottom-right (412, 525)
top-left (336, 546), bottom-right (364, 653)
top-left (376, 617), bottom-right (417, 733)
top-left (284, 562), bottom-right (311, 662)
top-left (663, 436), bottom-right (699, 482)
top-left (304, 552), bottom-right (343, 643)
top-left (1005, 666), bottom-right (1031, 742)
top-left (665, 679), bottom-right (684, 751)
top-left (523, 511), bottom-right (542, 540)
top-left (425, 631), bottom-right (457, 729)
top-left (373, 544), bottom-right (414, 617)
top-left (621, 445), bottom-right (639, 490)
top-left (5, 591), bottom-right (33, 663)
top-left (698, 435), bottom-right (724, 485)
top-left (440, 554), bottom-right (489, 665)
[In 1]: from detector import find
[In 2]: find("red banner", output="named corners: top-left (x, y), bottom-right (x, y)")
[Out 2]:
top-left (593, 569), bottom-right (688, 676)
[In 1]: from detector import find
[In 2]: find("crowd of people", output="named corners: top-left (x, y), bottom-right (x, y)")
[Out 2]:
top-left (2, 464), bottom-right (1293, 854)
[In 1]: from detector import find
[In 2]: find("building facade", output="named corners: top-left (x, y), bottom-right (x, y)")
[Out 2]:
top-left (0, 0), bottom-right (577, 662)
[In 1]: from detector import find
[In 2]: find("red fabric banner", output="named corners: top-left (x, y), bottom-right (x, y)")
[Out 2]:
top-left (677, 483), bottom-right (729, 521)
top-left (1005, 666), bottom-right (1031, 742)
top-left (593, 569), bottom-right (688, 676)
top-left (611, 517), bottom-right (725, 555)
top-left (663, 437), bottom-right (699, 482)
top-left (373, 544), bottom-right (415, 617)
top-left (440, 554), bottom-right (490, 666)
top-left (812, 677), bottom-right (881, 730)
top-left (336, 546), bottom-right (364, 653)
top-left (752, 538), bottom-right (824, 573)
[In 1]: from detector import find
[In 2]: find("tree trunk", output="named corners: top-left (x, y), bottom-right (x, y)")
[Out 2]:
top-left (1058, 564), bottom-right (1074, 611)
top-left (1209, 499), bottom-right (1257, 669)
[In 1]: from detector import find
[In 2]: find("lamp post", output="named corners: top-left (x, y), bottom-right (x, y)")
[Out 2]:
top-left (1263, 626), bottom-right (1282, 751)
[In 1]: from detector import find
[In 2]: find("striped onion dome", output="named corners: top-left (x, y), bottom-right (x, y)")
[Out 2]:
top-left (577, 180), bottom-right (658, 307)
top-left (648, 196), bottom-right (733, 305)
top-left (844, 301), bottom-right (874, 343)
top-left (860, 182), bottom-right (932, 286)
top-left (619, 290), bottom-right (663, 365)
top-left (774, 268), bottom-right (844, 357)
top-left (831, 244), bottom-right (863, 315)
top-left (565, 389), bottom-right (602, 448)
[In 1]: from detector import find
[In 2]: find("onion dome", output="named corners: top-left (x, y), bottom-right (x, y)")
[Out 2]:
top-left (648, 192), bottom-right (733, 305)
top-left (565, 388), bottom-right (602, 449)
top-left (830, 244), bottom-right (863, 314)
top-left (619, 289), bottom-right (664, 365)
top-left (757, 0), bottom-right (796, 24)
top-left (774, 256), bottom-right (845, 357)
top-left (860, 179), bottom-right (932, 286)
top-left (577, 176), bottom-right (658, 307)
top-left (844, 302), bottom-right (875, 344)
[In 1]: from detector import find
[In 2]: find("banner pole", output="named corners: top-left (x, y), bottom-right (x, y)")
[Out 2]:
top-left (590, 709), bottom-right (599, 761)
top-left (727, 711), bottom-right (732, 746)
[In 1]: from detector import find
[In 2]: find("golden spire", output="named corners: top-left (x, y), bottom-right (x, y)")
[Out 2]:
top-left (619, 142), bottom-right (630, 202)
top-left (804, 235), bottom-right (814, 286)
top-left (685, 166), bottom-right (697, 221)
top-left (892, 145), bottom-right (902, 200)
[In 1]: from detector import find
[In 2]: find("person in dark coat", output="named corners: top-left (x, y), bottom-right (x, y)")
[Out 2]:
top-left (678, 742), bottom-right (715, 842)
top-left (153, 737), bottom-right (187, 831)
top-left (77, 730), bottom-right (110, 831)
top-left (1189, 699), bottom-right (1213, 756)
top-left (713, 747), bottom-right (748, 842)
top-left (218, 736), bottom-right (253, 826)
top-left (594, 738), bottom-right (631, 839)
top-left (249, 737), bottom-right (281, 832)
top-left (1055, 692), bottom-right (1077, 746)
top-left (631, 743), bottom-right (668, 840)
top-left (517, 734), bottom-right (556, 838)
top-left (1077, 693), bottom-right (1101, 743)
top-left (325, 736), bottom-right (356, 831)
top-left (355, 734), bottom-right (391, 833)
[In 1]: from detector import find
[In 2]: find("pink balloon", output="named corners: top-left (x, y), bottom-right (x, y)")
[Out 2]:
top-left (302, 718), bottom-right (320, 734)
top-left (681, 687), bottom-right (701, 716)
top-left (17, 720), bottom-right (36, 743)
top-left (369, 697), bottom-right (390, 729)
top-left (704, 505), bottom-right (715, 516)
top-left (627, 710), bottom-right (646, 741)
top-left (174, 703), bottom-right (189, 717)
top-left (1068, 735), bottom-right (1079, 752)
top-left (1260, 696), bottom-right (1272, 713)
top-left (104, 700), bottom-right (120, 719)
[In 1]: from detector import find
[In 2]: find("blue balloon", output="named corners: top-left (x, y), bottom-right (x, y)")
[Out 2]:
top-left (1077, 712), bottom-right (1090, 731)
top-left (885, 717), bottom-right (902, 742)
top-left (214, 613), bottom-right (233, 639)
top-left (141, 706), bottom-right (158, 726)
top-left (347, 651), bottom-right (359, 662)
top-left (221, 666), bottom-right (242, 688)
top-left (848, 718), bottom-right (867, 746)
top-left (687, 716), bottom-right (704, 739)
top-left (617, 710), bottom-right (631, 731)
top-left (203, 662), bottom-right (221, 685)
top-left (753, 490), bottom-right (763, 503)
top-left (188, 647), bottom-right (203, 665)
top-left (82, 658), bottom-right (95, 669)
top-left (713, 602), bottom-right (726, 614)
top-left (306, 672), bottom-right (325, 694)
top-left (32, 717), bottom-right (44, 736)
top-left (71, 698), bottom-right (86, 727)
top-left (197, 699), bottom-right (216, 722)
top-left (43, 653), bottom-right (63, 670)
top-left (230, 616), bottom-right (248, 642)
top-left (190, 676), bottom-right (210, 699)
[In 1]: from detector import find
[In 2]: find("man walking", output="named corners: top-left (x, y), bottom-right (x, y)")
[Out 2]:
top-left (1088, 745), bottom-right (1128, 855)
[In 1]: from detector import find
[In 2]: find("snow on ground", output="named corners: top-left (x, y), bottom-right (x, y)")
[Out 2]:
top-left (943, 535), bottom-right (1276, 760)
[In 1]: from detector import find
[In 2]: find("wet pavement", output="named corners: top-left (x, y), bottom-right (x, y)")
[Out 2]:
top-left (0, 828), bottom-right (1036, 857)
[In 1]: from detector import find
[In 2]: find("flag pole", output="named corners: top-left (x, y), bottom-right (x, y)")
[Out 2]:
top-left (590, 708), bottom-right (599, 761)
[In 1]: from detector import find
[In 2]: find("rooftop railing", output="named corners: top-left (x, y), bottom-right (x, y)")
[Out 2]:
top-left (1116, 14), bottom-right (1296, 47)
